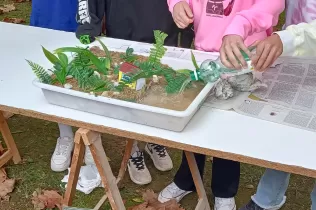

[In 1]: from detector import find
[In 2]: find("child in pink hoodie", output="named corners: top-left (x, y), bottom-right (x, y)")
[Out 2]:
top-left (169, 0), bottom-right (284, 69)
top-left (158, 1), bottom-right (285, 210)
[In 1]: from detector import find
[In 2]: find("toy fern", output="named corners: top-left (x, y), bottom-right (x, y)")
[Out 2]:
top-left (148, 30), bottom-right (168, 64)
top-left (26, 60), bottom-right (52, 84)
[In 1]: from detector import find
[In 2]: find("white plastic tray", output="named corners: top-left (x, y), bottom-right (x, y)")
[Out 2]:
top-left (34, 54), bottom-right (215, 132)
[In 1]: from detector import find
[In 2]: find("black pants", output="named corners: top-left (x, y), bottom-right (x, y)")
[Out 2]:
top-left (174, 153), bottom-right (240, 198)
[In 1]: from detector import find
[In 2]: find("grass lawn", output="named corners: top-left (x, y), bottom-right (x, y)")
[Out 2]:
top-left (0, 1), bottom-right (313, 210)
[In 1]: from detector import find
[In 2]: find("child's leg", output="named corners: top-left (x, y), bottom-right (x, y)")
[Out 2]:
top-left (311, 181), bottom-right (316, 210)
top-left (250, 169), bottom-right (289, 209)
top-left (158, 152), bottom-right (205, 203)
top-left (212, 158), bottom-right (239, 210)
top-left (174, 152), bottom-right (206, 191)
top-left (211, 158), bottom-right (240, 198)
top-left (131, 140), bottom-right (140, 156)
top-left (58, 123), bottom-right (74, 138)
top-left (51, 123), bottom-right (74, 172)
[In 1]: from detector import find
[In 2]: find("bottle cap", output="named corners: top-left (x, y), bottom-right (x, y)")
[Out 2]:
top-left (190, 70), bottom-right (200, 81)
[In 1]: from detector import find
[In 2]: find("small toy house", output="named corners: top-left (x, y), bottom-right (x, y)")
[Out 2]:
top-left (118, 62), bottom-right (146, 91)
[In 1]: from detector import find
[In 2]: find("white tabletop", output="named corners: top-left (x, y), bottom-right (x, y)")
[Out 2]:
top-left (1, 23), bottom-right (315, 177)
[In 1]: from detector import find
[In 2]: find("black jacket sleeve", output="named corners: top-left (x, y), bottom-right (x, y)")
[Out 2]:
top-left (179, 24), bottom-right (194, 49)
top-left (76, 0), bottom-right (105, 43)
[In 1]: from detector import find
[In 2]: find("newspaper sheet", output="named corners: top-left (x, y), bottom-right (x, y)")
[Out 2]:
top-left (233, 57), bottom-right (316, 132)
top-left (234, 98), bottom-right (316, 132)
top-left (252, 57), bottom-right (316, 113)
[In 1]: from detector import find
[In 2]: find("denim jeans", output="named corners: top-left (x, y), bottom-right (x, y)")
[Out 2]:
top-left (252, 168), bottom-right (316, 210)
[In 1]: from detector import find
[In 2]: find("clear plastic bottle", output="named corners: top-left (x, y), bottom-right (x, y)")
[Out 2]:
top-left (190, 47), bottom-right (256, 83)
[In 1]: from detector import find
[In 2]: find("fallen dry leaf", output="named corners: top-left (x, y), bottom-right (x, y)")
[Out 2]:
top-left (31, 189), bottom-right (62, 210)
top-left (129, 190), bottom-right (185, 210)
top-left (3, 17), bottom-right (25, 24)
top-left (0, 168), bottom-right (15, 201)
top-left (0, 4), bottom-right (16, 13)
top-left (245, 184), bottom-right (254, 189)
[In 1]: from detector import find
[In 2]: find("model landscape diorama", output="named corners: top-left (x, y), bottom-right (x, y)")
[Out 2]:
top-left (27, 30), bottom-right (207, 111)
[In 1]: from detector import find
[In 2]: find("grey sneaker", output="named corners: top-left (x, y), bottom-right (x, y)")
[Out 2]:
top-left (128, 151), bottom-right (152, 185)
top-left (239, 200), bottom-right (263, 210)
top-left (145, 143), bottom-right (173, 171)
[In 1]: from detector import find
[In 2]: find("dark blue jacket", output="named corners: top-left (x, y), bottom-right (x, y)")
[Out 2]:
top-left (30, 0), bottom-right (78, 32)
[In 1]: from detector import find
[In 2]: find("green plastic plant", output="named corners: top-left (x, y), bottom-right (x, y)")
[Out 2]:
top-left (41, 47), bottom-right (70, 85)
top-left (120, 47), bottom-right (137, 63)
top-left (148, 30), bottom-right (168, 64)
top-left (26, 60), bottom-right (52, 84)
top-left (54, 46), bottom-right (110, 75)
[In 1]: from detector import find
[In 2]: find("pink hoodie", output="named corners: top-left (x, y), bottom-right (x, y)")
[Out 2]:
top-left (168, 0), bottom-right (285, 52)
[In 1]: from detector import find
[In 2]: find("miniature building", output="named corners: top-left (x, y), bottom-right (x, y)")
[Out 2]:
top-left (118, 62), bottom-right (146, 91)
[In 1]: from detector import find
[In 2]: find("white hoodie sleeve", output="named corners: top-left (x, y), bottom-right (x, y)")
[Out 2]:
top-left (275, 20), bottom-right (316, 56)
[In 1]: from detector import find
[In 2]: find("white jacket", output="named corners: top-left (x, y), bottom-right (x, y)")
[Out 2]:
top-left (275, 20), bottom-right (316, 56)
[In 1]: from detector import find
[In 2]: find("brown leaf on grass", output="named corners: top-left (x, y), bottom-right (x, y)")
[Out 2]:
top-left (3, 17), bottom-right (25, 24)
top-left (129, 190), bottom-right (185, 210)
top-left (31, 189), bottom-right (62, 210)
top-left (0, 4), bottom-right (16, 13)
top-left (0, 168), bottom-right (15, 201)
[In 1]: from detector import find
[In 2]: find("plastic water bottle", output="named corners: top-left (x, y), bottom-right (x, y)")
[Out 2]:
top-left (190, 47), bottom-right (255, 83)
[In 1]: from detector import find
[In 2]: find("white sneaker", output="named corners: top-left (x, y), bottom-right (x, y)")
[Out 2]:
top-left (51, 137), bottom-right (74, 172)
top-left (145, 143), bottom-right (173, 171)
top-left (215, 197), bottom-right (236, 210)
top-left (158, 182), bottom-right (192, 203)
top-left (84, 146), bottom-right (95, 165)
top-left (128, 151), bottom-right (152, 185)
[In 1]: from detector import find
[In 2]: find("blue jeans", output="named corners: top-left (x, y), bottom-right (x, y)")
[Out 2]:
top-left (252, 168), bottom-right (316, 209)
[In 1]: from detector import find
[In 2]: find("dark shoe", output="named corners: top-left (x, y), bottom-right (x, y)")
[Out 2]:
top-left (239, 200), bottom-right (264, 210)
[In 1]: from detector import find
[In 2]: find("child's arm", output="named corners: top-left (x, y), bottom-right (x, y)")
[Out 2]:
top-left (224, 0), bottom-right (285, 39)
top-left (252, 20), bottom-right (316, 71)
top-left (220, 0), bottom-right (284, 69)
top-left (167, 0), bottom-right (193, 29)
top-left (276, 20), bottom-right (316, 56)
top-left (167, 0), bottom-right (189, 13)
top-left (76, 0), bottom-right (105, 44)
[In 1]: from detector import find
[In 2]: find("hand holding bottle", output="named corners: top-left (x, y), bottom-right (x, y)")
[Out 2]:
top-left (251, 34), bottom-right (283, 72)
top-left (173, 1), bottom-right (194, 29)
top-left (220, 35), bottom-right (251, 70)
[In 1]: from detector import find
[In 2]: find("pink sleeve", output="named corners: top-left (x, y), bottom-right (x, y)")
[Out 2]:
top-left (223, 0), bottom-right (285, 39)
top-left (167, 0), bottom-right (190, 13)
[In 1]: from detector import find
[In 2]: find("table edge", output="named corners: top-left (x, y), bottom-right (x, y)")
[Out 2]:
top-left (1, 104), bottom-right (315, 178)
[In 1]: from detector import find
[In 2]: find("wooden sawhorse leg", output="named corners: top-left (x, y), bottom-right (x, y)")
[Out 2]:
top-left (63, 128), bottom-right (126, 210)
top-left (93, 139), bottom-right (133, 210)
top-left (185, 151), bottom-right (211, 210)
top-left (0, 111), bottom-right (21, 167)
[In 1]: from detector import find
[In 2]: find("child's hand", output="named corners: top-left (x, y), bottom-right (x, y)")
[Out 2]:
top-left (220, 35), bottom-right (251, 70)
top-left (173, 1), bottom-right (194, 29)
top-left (251, 34), bottom-right (283, 72)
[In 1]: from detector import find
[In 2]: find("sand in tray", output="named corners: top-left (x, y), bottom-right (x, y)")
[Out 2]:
top-left (139, 83), bottom-right (205, 111)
